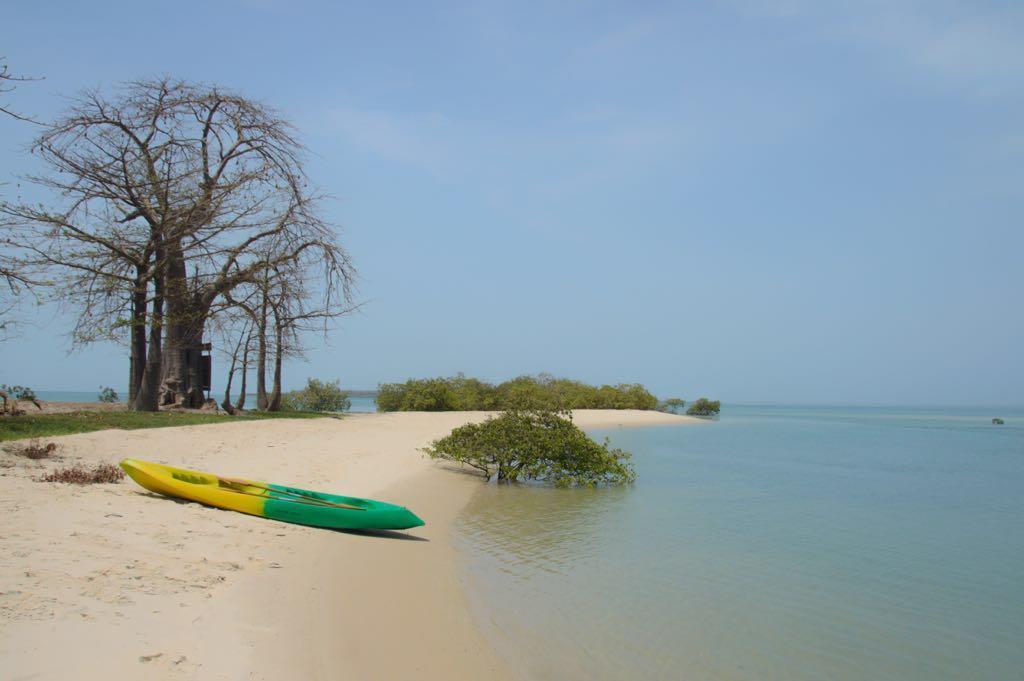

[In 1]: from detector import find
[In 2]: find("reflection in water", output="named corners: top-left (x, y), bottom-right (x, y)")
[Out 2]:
top-left (458, 484), bottom-right (628, 580)
top-left (454, 407), bottom-right (1024, 681)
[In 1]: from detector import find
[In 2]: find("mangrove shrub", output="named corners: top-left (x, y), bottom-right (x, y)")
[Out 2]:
top-left (423, 409), bottom-right (637, 487)
top-left (97, 386), bottom-right (119, 403)
top-left (281, 378), bottom-right (350, 413)
top-left (378, 374), bottom-right (658, 412)
top-left (657, 398), bottom-right (686, 414)
top-left (686, 397), bottom-right (721, 417)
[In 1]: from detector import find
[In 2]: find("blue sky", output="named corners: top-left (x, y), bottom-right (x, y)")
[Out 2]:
top-left (1, 0), bottom-right (1022, 404)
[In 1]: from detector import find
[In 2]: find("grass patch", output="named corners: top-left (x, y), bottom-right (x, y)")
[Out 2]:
top-left (40, 462), bottom-right (125, 484)
top-left (0, 410), bottom-right (331, 442)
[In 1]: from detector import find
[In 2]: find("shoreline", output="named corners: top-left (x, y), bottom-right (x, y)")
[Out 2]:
top-left (0, 409), bottom-right (696, 679)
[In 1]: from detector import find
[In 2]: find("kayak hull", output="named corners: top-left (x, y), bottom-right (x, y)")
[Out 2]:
top-left (120, 458), bottom-right (425, 531)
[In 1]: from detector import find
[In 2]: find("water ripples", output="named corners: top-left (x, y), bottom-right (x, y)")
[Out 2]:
top-left (454, 409), bottom-right (1024, 681)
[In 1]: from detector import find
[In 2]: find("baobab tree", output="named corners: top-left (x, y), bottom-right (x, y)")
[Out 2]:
top-left (2, 78), bottom-right (355, 409)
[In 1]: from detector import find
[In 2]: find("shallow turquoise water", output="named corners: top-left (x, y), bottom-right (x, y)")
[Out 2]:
top-left (455, 406), bottom-right (1024, 681)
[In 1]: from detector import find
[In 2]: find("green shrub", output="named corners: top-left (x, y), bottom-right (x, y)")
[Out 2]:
top-left (377, 377), bottom-right (456, 411)
top-left (686, 397), bottom-right (721, 417)
top-left (97, 386), bottom-right (119, 403)
top-left (657, 398), bottom-right (686, 414)
top-left (281, 378), bottom-right (350, 413)
top-left (1, 384), bottom-right (38, 401)
top-left (423, 409), bottom-right (636, 487)
top-left (377, 374), bottom-right (658, 412)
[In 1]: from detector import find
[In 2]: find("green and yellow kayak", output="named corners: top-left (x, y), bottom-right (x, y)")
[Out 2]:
top-left (120, 459), bottom-right (425, 531)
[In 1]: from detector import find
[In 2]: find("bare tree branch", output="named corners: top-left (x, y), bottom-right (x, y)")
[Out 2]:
top-left (0, 58), bottom-right (43, 123)
top-left (1, 77), bottom-right (358, 408)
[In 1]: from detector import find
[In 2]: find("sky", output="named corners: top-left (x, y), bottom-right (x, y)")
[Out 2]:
top-left (1, 0), bottom-right (1022, 405)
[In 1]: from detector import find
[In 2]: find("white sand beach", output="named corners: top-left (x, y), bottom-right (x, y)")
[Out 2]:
top-left (0, 409), bottom-right (694, 680)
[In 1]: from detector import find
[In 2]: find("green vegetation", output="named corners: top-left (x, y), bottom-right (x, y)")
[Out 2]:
top-left (423, 409), bottom-right (636, 487)
top-left (280, 378), bottom-right (351, 413)
top-left (0, 384), bottom-right (41, 414)
top-left (657, 398), bottom-right (686, 414)
top-left (377, 374), bottom-right (658, 412)
top-left (1, 384), bottom-right (37, 401)
top-left (687, 397), bottom-right (721, 417)
top-left (0, 410), bottom-right (329, 442)
top-left (97, 386), bottom-right (119, 403)
top-left (992, 418), bottom-right (1004, 425)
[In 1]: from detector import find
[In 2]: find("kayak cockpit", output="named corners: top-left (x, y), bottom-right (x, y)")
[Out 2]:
top-left (170, 471), bottom-right (217, 485)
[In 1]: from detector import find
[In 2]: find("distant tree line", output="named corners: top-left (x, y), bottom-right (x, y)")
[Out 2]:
top-left (0, 72), bottom-right (356, 412)
top-left (377, 374), bottom-right (660, 412)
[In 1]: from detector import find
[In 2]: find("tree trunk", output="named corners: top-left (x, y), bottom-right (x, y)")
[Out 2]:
top-left (128, 276), bottom-right (147, 404)
top-left (221, 349), bottom-right (237, 415)
top-left (134, 323), bottom-right (163, 411)
top-left (132, 253), bottom-right (163, 412)
top-left (236, 337), bottom-right (249, 411)
top-left (221, 373), bottom-right (236, 415)
top-left (161, 241), bottom-right (189, 406)
top-left (267, 317), bottom-right (283, 411)
top-left (160, 241), bottom-right (208, 409)
top-left (184, 331), bottom-right (206, 407)
top-left (255, 294), bottom-right (269, 410)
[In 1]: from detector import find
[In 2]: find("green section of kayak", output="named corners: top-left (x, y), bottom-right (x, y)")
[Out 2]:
top-left (263, 482), bottom-right (425, 530)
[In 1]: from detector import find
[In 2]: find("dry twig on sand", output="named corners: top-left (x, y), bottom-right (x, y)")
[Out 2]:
top-left (40, 463), bottom-right (124, 484)
top-left (3, 438), bottom-right (59, 459)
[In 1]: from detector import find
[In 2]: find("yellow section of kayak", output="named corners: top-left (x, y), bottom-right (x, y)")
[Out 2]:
top-left (120, 458), bottom-right (268, 518)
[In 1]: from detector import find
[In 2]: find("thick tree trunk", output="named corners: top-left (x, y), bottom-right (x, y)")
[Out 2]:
top-left (184, 331), bottom-right (206, 407)
top-left (132, 253), bottom-right (163, 412)
top-left (133, 289), bottom-right (163, 411)
top-left (165, 312), bottom-right (209, 409)
top-left (161, 242), bottom-right (188, 406)
top-left (134, 330), bottom-right (163, 412)
top-left (160, 241), bottom-right (208, 409)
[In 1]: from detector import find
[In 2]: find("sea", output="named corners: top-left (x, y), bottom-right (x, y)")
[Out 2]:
top-left (453, 405), bottom-right (1024, 681)
top-left (32, 390), bottom-right (379, 413)
top-left (26, 394), bottom-right (1024, 678)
